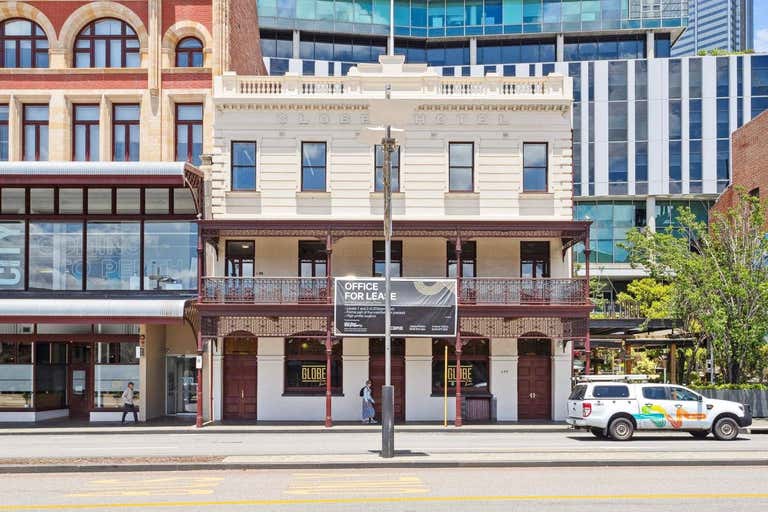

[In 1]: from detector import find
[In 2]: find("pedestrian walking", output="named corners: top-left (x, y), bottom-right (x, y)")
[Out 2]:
top-left (361, 379), bottom-right (375, 424)
top-left (121, 382), bottom-right (138, 424)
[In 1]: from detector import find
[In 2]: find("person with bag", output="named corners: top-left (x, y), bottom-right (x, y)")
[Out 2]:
top-left (360, 379), bottom-right (375, 424)
top-left (121, 382), bottom-right (138, 424)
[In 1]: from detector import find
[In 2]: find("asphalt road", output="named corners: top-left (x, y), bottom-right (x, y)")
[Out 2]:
top-left (0, 430), bottom-right (762, 459)
top-left (0, 466), bottom-right (766, 511)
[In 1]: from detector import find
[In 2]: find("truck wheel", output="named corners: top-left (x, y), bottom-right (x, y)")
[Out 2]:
top-left (590, 427), bottom-right (605, 438)
top-left (608, 418), bottom-right (634, 441)
top-left (712, 417), bottom-right (739, 441)
top-left (689, 431), bottom-right (709, 439)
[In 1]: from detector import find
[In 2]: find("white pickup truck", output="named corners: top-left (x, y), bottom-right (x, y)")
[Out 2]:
top-left (566, 377), bottom-right (752, 441)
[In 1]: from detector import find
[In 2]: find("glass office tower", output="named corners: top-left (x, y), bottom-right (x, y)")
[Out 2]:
top-left (671, 0), bottom-right (754, 56)
top-left (255, 0), bottom-right (768, 302)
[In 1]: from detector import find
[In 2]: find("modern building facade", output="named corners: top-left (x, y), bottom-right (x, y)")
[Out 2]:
top-left (200, 57), bottom-right (591, 424)
top-left (671, 0), bottom-right (754, 56)
top-left (0, 0), bottom-right (225, 422)
top-left (256, 0), bottom-right (768, 305)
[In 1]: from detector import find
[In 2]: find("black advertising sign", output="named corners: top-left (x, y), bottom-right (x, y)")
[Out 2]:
top-left (334, 278), bottom-right (457, 337)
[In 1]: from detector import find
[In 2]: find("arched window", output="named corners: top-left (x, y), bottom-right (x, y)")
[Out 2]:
top-left (175, 37), bottom-right (203, 67)
top-left (74, 18), bottom-right (140, 68)
top-left (0, 18), bottom-right (49, 68)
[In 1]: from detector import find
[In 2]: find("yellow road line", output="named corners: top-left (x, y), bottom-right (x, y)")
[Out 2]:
top-left (2, 492), bottom-right (768, 510)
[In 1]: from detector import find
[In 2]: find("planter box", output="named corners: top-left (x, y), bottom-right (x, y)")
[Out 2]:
top-left (694, 389), bottom-right (768, 418)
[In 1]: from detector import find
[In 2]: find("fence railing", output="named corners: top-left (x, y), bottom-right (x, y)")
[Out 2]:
top-left (201, 277), bottom-right (589, 306)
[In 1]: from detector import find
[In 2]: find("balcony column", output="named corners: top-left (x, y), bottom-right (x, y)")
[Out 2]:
top-left (455, 334), bottom-right (463, 427)
top-left (325, 232), bottom-right (333, 427)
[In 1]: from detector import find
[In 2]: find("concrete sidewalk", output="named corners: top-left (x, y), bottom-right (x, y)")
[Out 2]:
top-left (1, 418), bottom-right (766, 435)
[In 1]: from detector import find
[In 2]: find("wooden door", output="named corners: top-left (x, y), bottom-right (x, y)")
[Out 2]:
top-left (223, 355), bottom-right (258, 420)
top-left (517, 356), bottom-right (551, 420)
top-left (68, 343), bottom-right (92, 418)
top-left (369, 338), bottom-right (405, 421)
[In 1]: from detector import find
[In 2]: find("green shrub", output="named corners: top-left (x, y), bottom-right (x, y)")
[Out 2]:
top-left (693, 383), bottom-right (768, 391)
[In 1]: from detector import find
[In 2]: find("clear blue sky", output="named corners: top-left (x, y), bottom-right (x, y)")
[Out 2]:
top-left (756, 5), bottom-right (768, 52)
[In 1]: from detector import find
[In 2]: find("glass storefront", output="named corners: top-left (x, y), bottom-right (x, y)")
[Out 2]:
top-left (29, 223), bottom-right (83, 291)
top-left (0, 341), bottom-right (33, 408)
top-left (144, 222), bottom-right (198, 290)
top-left (94, 342), bottom-right (140, 409)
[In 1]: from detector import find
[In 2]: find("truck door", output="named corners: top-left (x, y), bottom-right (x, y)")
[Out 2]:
top-left (666, 386), bottom-right (708, 429)
top-left (639, 386), bottom-right (673, 429)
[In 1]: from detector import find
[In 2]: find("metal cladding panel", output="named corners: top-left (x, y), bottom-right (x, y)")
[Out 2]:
top-left (0, 299), bottom-right (188, 320)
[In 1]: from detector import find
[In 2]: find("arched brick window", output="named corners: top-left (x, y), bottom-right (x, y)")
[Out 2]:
top-left (175, 36), bottom-right (203, 67)
top-left (74, 18), bottom-right (140, 68)
top-left (0, 18), bottom-right (49, 68)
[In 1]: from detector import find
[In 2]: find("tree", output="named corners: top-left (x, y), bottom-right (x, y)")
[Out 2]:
top-left (623, 192), bottom-right (768, 384)
top-left (616, 278), bottom-right (672, 320)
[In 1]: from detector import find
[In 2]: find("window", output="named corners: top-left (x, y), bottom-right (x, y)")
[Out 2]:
top-left (143, 222), bottom-right (197, 290)
top-left (94, 341), bottom-right (139, 408)
top-left (520, 241), bottom-right (550, 278)
top-left (432, 339), bottom-right (489, 395)
top-left (113, 104), bottom-right (140, 161)
top-left (569, 384), bottom-right (587, 401)
top-left (29, 223), bottom-right (83, 291)
top-left (175, 37), bottom-right (203, 67)
top-left (301, 142), bottom-right (327, 191)
top-left (575, 201), bottom-right (647, 263)
top-left (523, 143), bottom-right (547, 192)
top-left (74, 18), bottom-right (140, 68)
top-left (175, 104), bottom-right (203, 165)
top-left (0, 342), bottom-right (33, 409)
top-left (22, 105), bottom-right (48, 161)
top-left (0, 19), bottom-right (48, 68)
top-left (447, 240), bottom-right (476, 278)
top-left (592, 385), bottom-right (630, 398)
top-left (298, 241), bottom-right (327, 277)
top-left (448, 142), bottom-right (473, 192)
top-left (372, 240), bottom-right (402, 277)
top-left (225, 240), bottom-right (255, 277)
top-left (0, 105), bottom-right (7, 161)
top-left (86, 222), bottom-right (141, 290)
top-left (669, 387), bottom-right (699, 402)
top-left (284, 338), bottom-right (342, 395)
top-left (374, 145), bottom-right (400, 192)
top-left (642, 386), bottom-right (669, 400)
top-left (73, 104), bottom-right (100, 161)
top-left (231, 141), bottom-right (257, 190)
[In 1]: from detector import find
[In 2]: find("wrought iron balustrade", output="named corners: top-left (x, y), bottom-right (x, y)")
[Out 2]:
top-left (458, 278), bottom-right (589, 306)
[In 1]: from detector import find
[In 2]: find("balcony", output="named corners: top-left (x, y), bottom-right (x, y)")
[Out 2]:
top-left (200, 277), bottom-right (588, 307)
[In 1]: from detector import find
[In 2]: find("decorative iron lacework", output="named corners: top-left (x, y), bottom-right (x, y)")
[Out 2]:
top-left (202, 315), bottom-right (329, 338)
top-left (459, 317), bottom-right (587, 339)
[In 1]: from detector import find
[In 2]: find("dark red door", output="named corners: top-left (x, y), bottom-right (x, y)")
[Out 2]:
top-left (68, 343), bottom-right (92, 418)
top-left (517, 356), bottom-right (551, 420)
top-left (369, 339), bottom-right (405, 421)
top-left (223, 337), bottom-right (258, 420)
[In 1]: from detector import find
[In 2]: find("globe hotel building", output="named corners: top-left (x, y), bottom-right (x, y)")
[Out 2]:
top-left (256, 0), bottom-right (768, 303)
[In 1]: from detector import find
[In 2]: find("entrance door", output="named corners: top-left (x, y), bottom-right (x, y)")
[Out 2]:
top-left (369, 339), bottom-right (405, 421)
top-left (223, 337), bottom-right (258, 420)
top-left (68, 343), bottom-right (92, 418)
top-left (166, 356), bottom-right (198, 415)
top-left (517, 338), bottom-right (552, 420)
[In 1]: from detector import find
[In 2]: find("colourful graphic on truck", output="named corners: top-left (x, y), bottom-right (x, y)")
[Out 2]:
top-left (633, 404), bottom-right (707, 429)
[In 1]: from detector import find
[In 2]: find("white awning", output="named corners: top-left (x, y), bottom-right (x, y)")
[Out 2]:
top-left (0, 299), bottom-right (190, 323)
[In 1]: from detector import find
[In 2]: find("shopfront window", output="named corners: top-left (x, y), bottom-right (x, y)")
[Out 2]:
top-left (34, 342), bottom-right (67, 409)
top-left (143, 222), bottom-right (197, 290)
top-left (432, 339), bottom-right (489, 395)
top-left (0, 221), bottom-right (25, 291)
top-left (0, 342), bottom-right (33, 408)
top-left (86, 222), bottom-right (141, 290)
top-left (29, 222), bottom-right (83, 291)
top-left (94, 341), bottom-right (139, 409)
top-left (284, 338), bottom-right (342, 395)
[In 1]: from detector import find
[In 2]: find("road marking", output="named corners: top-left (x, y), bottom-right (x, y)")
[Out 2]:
top-left (285, 473), bottom-right (428, 496)
top-left (2, 493), bottom-right (768, 510)
top-left (66, 477), bottom-right (223, 498)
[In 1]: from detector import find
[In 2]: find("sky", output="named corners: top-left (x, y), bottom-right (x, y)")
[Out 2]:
top-left (756, 5), bottom-right (768, 52)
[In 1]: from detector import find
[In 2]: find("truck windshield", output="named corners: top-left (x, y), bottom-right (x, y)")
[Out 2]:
top-left (569, 385), bottom-right (587, 400)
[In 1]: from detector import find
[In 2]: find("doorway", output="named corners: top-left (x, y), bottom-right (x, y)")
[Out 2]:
top-left (166, 356), bottom-right (198, 415)
top-left (68, 343), bottom-right (92, 418)
top-left (369, 338), bottom-right (405, 422)
top-left (517, 337), bottom-right (552, 420)
top-left (223, 337), bottom-right (258, 420)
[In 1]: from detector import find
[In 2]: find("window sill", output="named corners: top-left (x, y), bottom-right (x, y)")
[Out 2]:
top-left (296, 191), bottom-right (331, 198)
top-left (226, 190), bottom-right (260, 197)
top-left (370, 192), bottom-right (405, 198)
top-left (520, 191), bottom-right (553, 197)
top-left (444, 191), bottom-right (480, 198)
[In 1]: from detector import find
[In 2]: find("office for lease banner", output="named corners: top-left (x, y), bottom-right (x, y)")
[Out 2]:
top-left (334, 278), bottom-right (457, 337)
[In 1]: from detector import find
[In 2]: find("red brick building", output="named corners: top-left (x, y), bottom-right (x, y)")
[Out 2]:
top-left (713, 109), bottom-right (768, 229)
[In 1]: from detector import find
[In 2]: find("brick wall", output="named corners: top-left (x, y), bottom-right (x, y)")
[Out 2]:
top-left (227, 0), bottom-right (266, 75)
top-left (162, 0), bottom-right (212, 33)
top-left (712, 109), bottom-right (768, 228)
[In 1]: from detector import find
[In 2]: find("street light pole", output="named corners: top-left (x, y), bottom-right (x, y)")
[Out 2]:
top-left (381, 85), bottom-right (396, 459)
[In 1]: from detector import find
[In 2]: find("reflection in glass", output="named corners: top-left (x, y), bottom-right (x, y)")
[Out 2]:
top-left (86, 222), bottom-right (141, 290)
top-left (94, 364), bottom-right (139, 408)
top-left (301, 142), bottom-right (327, 191)
top-left (143, 222), bottom-right (198, 290)
top-left (29, 222), bottom-right (83, 290)
top-left (0, 221), bottom-right (25, 290)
